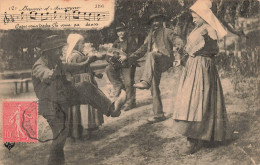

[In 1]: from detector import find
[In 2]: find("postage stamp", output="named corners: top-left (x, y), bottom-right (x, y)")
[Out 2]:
top-left (2, 100), bottom-right (38, 142)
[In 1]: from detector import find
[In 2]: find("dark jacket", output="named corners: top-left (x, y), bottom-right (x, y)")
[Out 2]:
top-left (107, 36), bottom-right (138, 68)
top-left (112, 36), bottom-right (138, 57)
top-left (32, 56), bottom-right (89, 102)
top-left (130, 27), bottom-right (183, 61)
top-left (66, 50), bottom-right (96, 85)
top-left (32, 57), bottom-right (69, 102)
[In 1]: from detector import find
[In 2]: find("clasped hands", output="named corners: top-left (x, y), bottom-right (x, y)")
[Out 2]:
top-left (118, 55), bottom-right (127, 63)
top-left (173, 60), bottom-right (181, 67)
top-left (87, 52), bottom-right (106, 63)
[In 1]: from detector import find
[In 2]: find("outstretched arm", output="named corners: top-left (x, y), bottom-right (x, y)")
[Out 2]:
top-left (32, 62), bottom-right (54, 84)
top-left (61, 55), bottom-right (97, 73)
top-left (127, 37), bottom-right (148, 64)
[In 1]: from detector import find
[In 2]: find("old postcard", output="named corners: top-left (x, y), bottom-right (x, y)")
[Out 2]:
top-left (0, 0), bottom-right (259, 164)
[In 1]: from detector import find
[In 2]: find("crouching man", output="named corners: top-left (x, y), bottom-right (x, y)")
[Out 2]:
top-left (32, 35), bottom-right (126, 165)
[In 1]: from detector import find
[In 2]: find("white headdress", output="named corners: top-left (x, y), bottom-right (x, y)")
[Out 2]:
top-left (66, 34), bottom-right (84, 63)
top-left (190, 0), bottom-right (227, 39)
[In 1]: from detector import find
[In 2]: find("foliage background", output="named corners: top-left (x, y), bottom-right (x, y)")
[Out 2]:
top-left (0, 0), bottom-right (259, 86)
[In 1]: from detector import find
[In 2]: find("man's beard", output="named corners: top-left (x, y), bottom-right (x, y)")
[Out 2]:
top-left (152, 24), bottom-right (162, 31)
top-left (119, 36), bottom-right (126, 41)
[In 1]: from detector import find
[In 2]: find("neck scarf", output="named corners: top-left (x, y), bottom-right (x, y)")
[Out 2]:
top-left (185, 24), bottom-right (207, 56)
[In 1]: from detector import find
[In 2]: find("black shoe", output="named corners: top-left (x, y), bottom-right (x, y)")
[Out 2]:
top-left (147, 116), bottom-right (166, 123)
top-left (182, 140), bottom-right (203, 155)
top-left (133, 81), bottom-right (150, 89)
top-left (81, 130), bottom-right (92, 141)
top-left (110, 90), bottom-right (126, 117)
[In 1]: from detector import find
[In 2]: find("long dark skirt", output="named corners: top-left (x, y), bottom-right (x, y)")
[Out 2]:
top-left (67, 74), bottom-right (104, 139)
top-left (172, 56), bottom-right (232, 141)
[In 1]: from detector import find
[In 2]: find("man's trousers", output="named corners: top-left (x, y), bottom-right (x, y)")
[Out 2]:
top-left (106, 64), bottom-right (136, 107)
top-left (38, 81), bottom-right (113, 165)
top-left (140, 52), bottom-right (172, 117)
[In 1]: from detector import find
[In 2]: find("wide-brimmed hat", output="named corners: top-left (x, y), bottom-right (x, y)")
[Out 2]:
top-left (41, 35), bottom-right (66, 52)
top-left (190, 0), bottom-right (227, 39)
top-left (116, 22), bottom-right (127, 31)
top-left (148, 14), bottom-right (167, 24)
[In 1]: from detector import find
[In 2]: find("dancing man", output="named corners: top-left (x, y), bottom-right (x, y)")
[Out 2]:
top-left (105, 23), bottom-right (138, 111)
top-left (126, 14), bottom-right (183, 123)
top-left (32, 35), bottom-right (126, 165)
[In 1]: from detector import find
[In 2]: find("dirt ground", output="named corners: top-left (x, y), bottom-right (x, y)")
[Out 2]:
top-left (0, 66), bottom-right (259, 165)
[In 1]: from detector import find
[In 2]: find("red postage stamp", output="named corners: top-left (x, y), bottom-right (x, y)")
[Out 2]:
top-left (2, 100), bottom-right (38, 142)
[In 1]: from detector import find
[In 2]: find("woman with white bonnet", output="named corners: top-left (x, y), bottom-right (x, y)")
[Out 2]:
top-left (65, 33), bottom-right (104, 141)
top-left (172, 0), bottom-right (232, 154)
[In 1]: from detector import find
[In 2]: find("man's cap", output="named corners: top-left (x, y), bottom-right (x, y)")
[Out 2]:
top-left (148, 14), bottom-right (167, 24)
top-left (116, 22), bottom-right (127, 31)
top-left (41, 35), bottom-right (67, 52)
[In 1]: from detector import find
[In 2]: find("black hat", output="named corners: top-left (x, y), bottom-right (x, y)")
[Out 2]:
top-left (41, 35), bottom-right (66, 52)
top-left (116, 22), bottom-right (127, 31)
top-left (148, 14), bottom-right (167, 24)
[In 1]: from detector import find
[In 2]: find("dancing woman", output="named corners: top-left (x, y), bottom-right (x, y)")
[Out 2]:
top-left (172, 0), bottom-right (232, 155)
top-left (65, 34), bottom-right (104, 141)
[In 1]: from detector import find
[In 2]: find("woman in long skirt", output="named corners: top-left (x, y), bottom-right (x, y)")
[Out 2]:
top-left (172, 0), bottom-right (232, 155)
top-left (65, 34), bottom-right (104, 141)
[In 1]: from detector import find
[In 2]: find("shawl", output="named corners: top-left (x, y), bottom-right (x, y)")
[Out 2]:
top-left (185, 24), bottom-right (217, 56)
